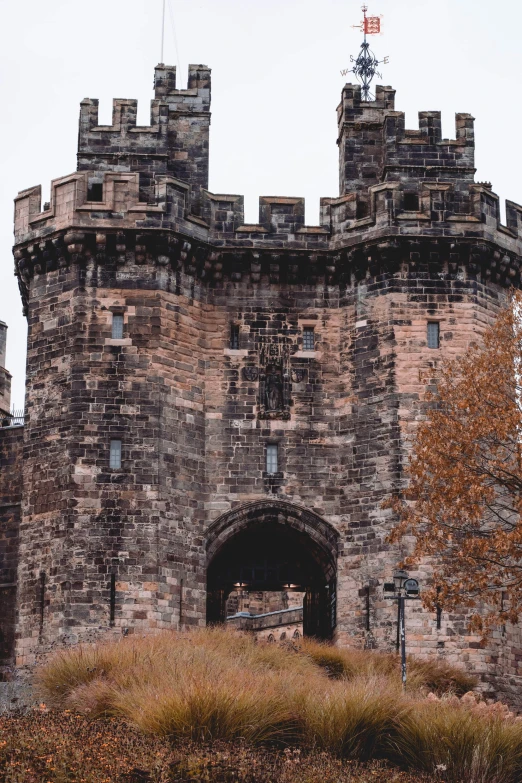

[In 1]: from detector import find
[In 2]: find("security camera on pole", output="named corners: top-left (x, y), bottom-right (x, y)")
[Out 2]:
top-left (383, 570), bottom-right (421, 688)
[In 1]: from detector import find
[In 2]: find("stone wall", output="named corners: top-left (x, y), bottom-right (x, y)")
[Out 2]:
top-left (0, 425), bottom-right (23, 672)
top-left (16, 268), bottom-right (211, 664)
top-left (14, 253), bottom-right (511, 667)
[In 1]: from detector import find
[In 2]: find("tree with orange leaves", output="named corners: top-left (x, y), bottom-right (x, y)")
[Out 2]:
top-left (388, 291), bottom-right (522, 632)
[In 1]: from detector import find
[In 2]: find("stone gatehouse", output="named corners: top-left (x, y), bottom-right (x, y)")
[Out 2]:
top-left (2, 63), bottom-right (522, 701)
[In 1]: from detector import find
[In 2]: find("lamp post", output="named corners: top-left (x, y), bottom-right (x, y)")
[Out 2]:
top-left (383, 570), bottom-right (421, 688)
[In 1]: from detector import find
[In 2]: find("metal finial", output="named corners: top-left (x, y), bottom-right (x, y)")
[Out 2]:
top-left (341, 5), bottom-right (389, 101)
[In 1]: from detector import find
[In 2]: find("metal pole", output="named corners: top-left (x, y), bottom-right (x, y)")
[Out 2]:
top-left (161, 0), bottom-right (166, 63)
top-left (362, 6), bottom-right (368, 99)
top-left (39, 571), bottom-right (46, 641)
top-left (396, 596), bottom-right (401, 651)
top-left (400, 595), bottom-right (407, 688)
top-left (110, 573), bottom-right (116, 627)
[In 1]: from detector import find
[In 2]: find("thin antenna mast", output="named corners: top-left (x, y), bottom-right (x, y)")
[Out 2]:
top-left (167, 0), bottom-right (183, 77)
top-left (161, 0), bottom-right (166, 63)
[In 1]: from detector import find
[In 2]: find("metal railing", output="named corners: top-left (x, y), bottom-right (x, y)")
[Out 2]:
top-left (1, 408), bottom-right (25, 428)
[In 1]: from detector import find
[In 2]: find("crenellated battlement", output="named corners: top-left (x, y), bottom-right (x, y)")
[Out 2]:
top-left (12, 71), bottom-right (522, 297)
top-left (12, 170), bottom-right (522, 319)
top-left (153, 63), bottom-right (211, 105)
top-left (78, 64), bottom-right (211, 215)
top-left (338, 84), bottom-right (475, 204)
top-left (14, 169), bottom-right (522, 254)
top-left (73, 74), bottom-right (479, 240)
top-left (78, 98), bottom-right (167, 138)
top-left (78, 64), bottom-right (211, 139)
top-left (382, 110), bottom-right (475, 150)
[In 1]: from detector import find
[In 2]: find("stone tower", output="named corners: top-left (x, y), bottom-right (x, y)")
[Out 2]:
top-left (0, 322), bottom-right (10, 420)
top-left (4, 65), bottom-right (522, 699)
top-left (0, 323), bottom-right (22, 669)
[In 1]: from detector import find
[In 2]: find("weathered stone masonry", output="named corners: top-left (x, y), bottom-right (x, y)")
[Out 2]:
top-left (0, 321), bottom-right (22, 672)
top-left (3, 63), bottom-right (522, 699)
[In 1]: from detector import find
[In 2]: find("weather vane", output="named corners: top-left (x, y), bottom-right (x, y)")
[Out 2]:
top-left (340, 5), bottom-right (389, 101)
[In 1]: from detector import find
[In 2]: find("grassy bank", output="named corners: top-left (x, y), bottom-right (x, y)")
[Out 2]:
top-left (31, 628), bottom-right (522, 783)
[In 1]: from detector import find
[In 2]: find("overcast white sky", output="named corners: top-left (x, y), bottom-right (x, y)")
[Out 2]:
top-left (1, 0), bottom-right (521, 408)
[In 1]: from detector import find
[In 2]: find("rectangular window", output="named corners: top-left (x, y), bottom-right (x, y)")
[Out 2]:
top-left (356, 201), bottom-right (369, 219)
top-left (110, 439), bottom-right (122, 469)
top-left (138, 172), bottom-right (151, 204)
top-left (230, 324), bottom-right (240, 350)
top-left (87, 182), bottom-right (103, 202)
top-left (404, 192), bottom-right (420, 211)
top-left (303, 327), bottom-right (315, 351)
top-left (266, 444), bottom-right (278, 474)
top-left (112, 314), bottom-right (124, 340)
top-left (427, 321), bottom-right (440, 349)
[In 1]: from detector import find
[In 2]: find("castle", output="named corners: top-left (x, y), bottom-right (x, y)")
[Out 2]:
top-left (2, 64), bottom-right (522, 700)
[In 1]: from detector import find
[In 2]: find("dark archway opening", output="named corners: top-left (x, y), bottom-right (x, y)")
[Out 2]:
top-left (207, 518), bottom-right (336, 640)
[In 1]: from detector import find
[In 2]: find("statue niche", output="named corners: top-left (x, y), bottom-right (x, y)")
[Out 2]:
top-left (265, 364), bottom-right (284, 412)
top-left (258, 348), bottom-right (291, 420)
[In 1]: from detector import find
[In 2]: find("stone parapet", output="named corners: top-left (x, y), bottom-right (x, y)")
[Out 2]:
top-left (226, 606), bottom-right (303, 634)
top-left (14, 173), bottom-right (522, 263)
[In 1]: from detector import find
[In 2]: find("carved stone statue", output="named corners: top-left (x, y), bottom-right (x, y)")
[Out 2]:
top-left (265, 365), bottom-right (283, 411)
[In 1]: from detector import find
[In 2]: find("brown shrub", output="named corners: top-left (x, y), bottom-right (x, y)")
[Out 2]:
top-left (0, 711), bottom-right (435, 782)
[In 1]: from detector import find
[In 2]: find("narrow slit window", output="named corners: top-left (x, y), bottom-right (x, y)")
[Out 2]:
top-left (87, 182), bottom-right (103, 202)
top-left (436, 586), bottom-right (443, 630)
top-left (356, 201), bottom-right (369, 219)
top-left (427, 321), bottom-right (440, 349)
top-left (138, 172), bottom-right (151, 204)
top-left (303, 327), bottom-right (315, 351)
top-left (404, 192), bottom-right (419, 211)
top-left (266, 444), bottom-right (279, 474)
top-left (230, 324), bottom-right (240, 350)
top-left (112, 314), bottom-right (124, 340)
top-left (110, 439), bottom-right (122, 470)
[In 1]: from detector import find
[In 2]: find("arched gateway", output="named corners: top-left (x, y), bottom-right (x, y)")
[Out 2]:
top-left (206, 501), bottom-right (339, 639)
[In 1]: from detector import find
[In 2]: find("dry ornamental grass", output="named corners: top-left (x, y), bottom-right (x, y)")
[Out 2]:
top-left (23, 628), bottom-right (522, 783)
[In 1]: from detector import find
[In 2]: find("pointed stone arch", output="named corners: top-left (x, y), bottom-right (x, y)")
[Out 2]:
top-left (206, 500), bottom-right (339, 638)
